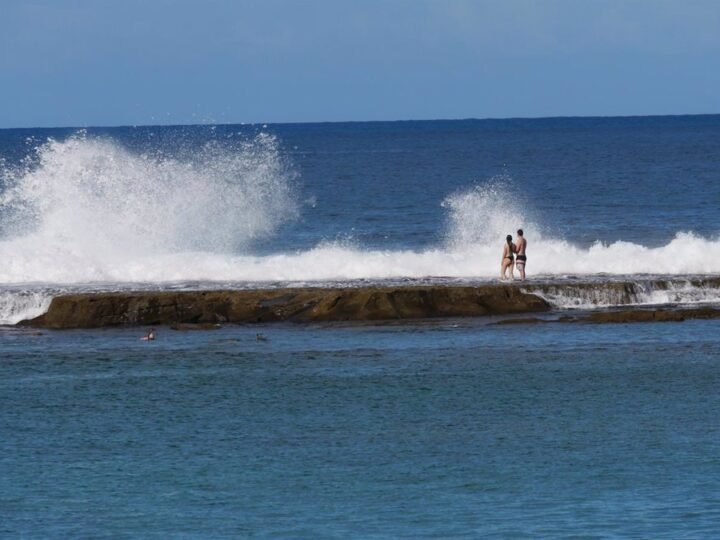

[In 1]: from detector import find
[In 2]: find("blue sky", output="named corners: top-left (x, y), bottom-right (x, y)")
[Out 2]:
top-left (2, 0), bottom-right (719, 128)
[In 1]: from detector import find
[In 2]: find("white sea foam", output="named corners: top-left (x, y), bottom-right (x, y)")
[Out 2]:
top-left (442, 179), bottom-right (540, 249)
top-left (1, 135), bottom-right (719, 293)
top-left (0, 131), bottom-right (298, 256)
top-left (2, 231), bottom-right (719, 285)
top-left (524, 279), bottom-right (720, 310)
top-left (0, 290), bottom-right (54, 325)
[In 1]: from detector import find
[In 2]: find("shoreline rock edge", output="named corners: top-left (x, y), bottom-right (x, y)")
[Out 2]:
top-left (21, 285), bottom-right (551, 329)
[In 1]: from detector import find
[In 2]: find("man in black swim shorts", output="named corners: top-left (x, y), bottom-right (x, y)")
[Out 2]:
top-left (515, 229), bottom-right (527, 280)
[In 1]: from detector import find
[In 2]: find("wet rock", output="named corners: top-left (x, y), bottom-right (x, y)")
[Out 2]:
top-left (22, 285), bottom-right (550, 329)
top-left (170, 323), bottom-right (222, 331)
top-left (567, 307), bottom-right (720, 324)
top-left (492, 317), bottom-right (549, 325)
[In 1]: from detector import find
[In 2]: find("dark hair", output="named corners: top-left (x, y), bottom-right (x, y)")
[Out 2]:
top-left (517, 229), bottom-right (524, 236)
top-left (506, 234), bottom-right (512, 244)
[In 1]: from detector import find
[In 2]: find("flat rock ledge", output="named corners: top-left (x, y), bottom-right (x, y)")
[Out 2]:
top-left (493, 307), bottom-right (720, 325)
top-left (22, 285), bottom-right (550, 329)
top-left (570, 307), bottom-right (720, 324)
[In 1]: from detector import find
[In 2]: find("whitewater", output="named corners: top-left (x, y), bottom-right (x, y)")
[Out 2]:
top-left (1, 130), bottom-right (719, 324)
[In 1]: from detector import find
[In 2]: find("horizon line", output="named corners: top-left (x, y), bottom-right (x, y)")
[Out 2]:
top-left (2, 111), bottom-right (719, 132)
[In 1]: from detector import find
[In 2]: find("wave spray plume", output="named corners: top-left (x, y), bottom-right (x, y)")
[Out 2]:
top-left (1, 146), bottom-right (719, 285)
top-left (0, 131), bottom-right (298, 282)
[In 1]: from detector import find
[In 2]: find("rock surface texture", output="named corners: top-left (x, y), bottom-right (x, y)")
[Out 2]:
top-left (493, 307), bottom-right (720, 325)
top-left (576, 307), bottom-right (720, 323)
top-left (24, 285), bottom-right (551, 329)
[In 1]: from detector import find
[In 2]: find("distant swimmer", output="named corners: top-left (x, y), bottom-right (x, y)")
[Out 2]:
top-left (515, 229), bottom-right (527, 280)
top-left (501, 234), bottom-right (516, 280)
top-left (140, 328), bottom-right (156, 341)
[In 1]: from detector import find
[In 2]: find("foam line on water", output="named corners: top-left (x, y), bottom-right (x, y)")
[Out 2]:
top-left (2, 233), bottom-right (720, 284)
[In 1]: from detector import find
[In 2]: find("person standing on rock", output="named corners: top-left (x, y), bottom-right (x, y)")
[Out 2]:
top-left (515, 229), bottom-right (527, 280)
top-left (501, 234), bottom-right (516, 280)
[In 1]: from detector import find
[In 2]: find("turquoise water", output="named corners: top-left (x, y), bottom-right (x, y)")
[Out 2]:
top-left (3, 320), bottom-right (720, 538)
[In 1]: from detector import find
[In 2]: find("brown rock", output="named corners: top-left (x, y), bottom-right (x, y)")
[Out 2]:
top-left (492, 317), bottom-right (548, 325)
top-left (22, 285), bottom-right (550, 329)
top-left (575, 307), bottom-right (720, 324)
top-left (170, 323), bottom-right (222, 331)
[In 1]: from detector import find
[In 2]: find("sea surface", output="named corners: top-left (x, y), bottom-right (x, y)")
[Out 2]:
top-left (2, 116), bottom-right (720, 537)
top-left (1, 116), bottom-right (720, 322)
top-left (3, 320), bottom-right (720, 538)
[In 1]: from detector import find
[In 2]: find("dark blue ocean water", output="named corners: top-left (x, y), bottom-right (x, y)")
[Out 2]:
top-left (2, 116), bottom-right (720, 537)
top-left (3, 320), bottom-right (720, 538)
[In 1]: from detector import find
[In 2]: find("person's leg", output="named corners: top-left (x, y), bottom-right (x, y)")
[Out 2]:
top-left (517, 262), bottom-right (525, 280)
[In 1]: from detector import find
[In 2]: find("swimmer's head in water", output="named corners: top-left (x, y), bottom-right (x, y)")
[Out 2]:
top-left (517, 229), bottom-right (524, 236)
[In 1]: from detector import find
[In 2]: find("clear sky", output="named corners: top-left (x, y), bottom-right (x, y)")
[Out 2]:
top-left (2, 0), bottom-right (719, 128)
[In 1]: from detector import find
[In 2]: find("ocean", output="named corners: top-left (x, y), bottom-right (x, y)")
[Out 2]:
top-left (2, 116), bottom-right (720, 537)
top-left (1, 116), bottom-right (720, 319)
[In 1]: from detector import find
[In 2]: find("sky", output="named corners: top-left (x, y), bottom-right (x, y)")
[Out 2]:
top-left (1, 0), bottom-right (720, 128)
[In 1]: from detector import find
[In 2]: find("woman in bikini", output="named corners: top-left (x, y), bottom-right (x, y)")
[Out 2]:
top-left (501, 234), bottom-right (516, 280)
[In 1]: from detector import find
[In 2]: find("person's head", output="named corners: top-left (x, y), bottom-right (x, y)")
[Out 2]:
top-left (517, 229), bottom-right (524, 237)
top-left (506, 234), bottom-right (513, 245)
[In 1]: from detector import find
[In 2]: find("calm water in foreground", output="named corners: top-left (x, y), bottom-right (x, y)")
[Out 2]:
top-left (3, 320), bottom-right (720, 538)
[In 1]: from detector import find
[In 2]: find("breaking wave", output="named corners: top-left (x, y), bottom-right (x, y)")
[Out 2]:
top-left (2, 231), bottom-right (718, 285)
top-left (0, 134), bottom-right (719, 324)
top-left (2, 153), bottom-right (719, 286)
top-left (0, 131), bottom-right (298, 258)
top-left (523, 278), bottom-right (720, 310)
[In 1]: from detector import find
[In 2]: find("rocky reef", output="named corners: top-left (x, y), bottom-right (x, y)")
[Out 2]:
top-left (23, 285), bottom-right (550, 329)
top-left (569, 307), bottom-right (720, 323)
top-left (19, 281), bottom-right (720, 329)
top-left (493, 307), bottom-right (720, 325)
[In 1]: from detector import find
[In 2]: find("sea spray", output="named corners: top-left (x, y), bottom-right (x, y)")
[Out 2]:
top-left (0, 131), bottom-right (299, 282)
top-left (0, 131), bottom-right (298, 252)
top-left (523, 278), bottom-right (720, 309)
top-left (442, 178), bottom-right (541, 249)
top-left (0, 289), bottom-right (54, 325)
